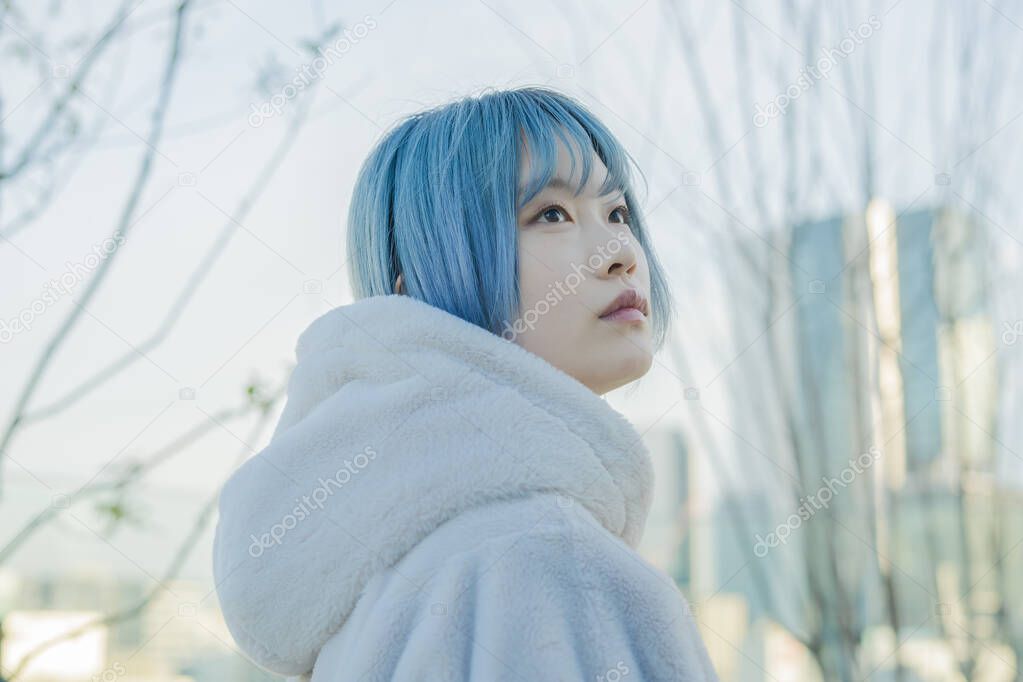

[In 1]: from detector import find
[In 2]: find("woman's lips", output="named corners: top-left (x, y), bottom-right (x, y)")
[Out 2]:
top-left (598, 288), bottom-right (650, 322)
top-left (600, 307), bottom-right (646, 323)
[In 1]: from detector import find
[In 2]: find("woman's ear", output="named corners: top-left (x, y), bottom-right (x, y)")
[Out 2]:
top-left (394, 273), bottom-right (404, 294)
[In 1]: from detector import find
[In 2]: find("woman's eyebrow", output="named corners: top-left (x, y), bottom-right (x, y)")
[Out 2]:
top-left (518, 176), bottom-right (575, 198)
top-left (520, 176), bottom-right (623, 199)
top-left (541, 177), bottom-right (577, 193)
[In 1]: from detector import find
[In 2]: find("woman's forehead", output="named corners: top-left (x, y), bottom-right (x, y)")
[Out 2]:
top-left (517, 136), bottom-right (615, 200)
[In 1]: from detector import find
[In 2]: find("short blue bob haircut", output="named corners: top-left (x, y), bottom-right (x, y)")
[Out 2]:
top-left (346, 86), bottom-right (675, 349)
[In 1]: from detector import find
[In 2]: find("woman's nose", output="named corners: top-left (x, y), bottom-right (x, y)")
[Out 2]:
top-left (606, 257), bottom-right (637, 278)
top-left (594, 228), bottom-right (638, 279)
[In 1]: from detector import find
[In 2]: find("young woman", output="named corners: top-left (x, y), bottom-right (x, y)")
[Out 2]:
top-left (213, 87), bottom-right (718, 681)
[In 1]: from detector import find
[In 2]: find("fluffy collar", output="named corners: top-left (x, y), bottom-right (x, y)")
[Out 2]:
top-left (212, 294), bottom-right (654, 674)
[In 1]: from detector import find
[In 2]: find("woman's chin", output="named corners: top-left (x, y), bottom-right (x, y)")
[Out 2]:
top-left (583, 345), bottom-right (654, 394)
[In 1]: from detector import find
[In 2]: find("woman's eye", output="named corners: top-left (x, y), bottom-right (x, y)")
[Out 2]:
top-left (609, 205), bottom-right (631, 224)
top-left (536, 205), bottom-right (570, 223)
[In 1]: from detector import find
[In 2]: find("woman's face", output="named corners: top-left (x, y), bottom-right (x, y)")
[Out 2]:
top-left (510, 138), bottom-right (654, 395)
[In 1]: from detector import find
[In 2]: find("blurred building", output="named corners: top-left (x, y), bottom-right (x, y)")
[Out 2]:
top-left (789, 203), bottom-right (998, 489)
top-left (782, 202), bottom-right (1016, 679)
top-left (657, 203), bottom-right (1019, 681)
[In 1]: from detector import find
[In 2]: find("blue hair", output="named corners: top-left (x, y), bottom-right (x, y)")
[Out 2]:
top-left (346, 86), bottom-right (675, 349)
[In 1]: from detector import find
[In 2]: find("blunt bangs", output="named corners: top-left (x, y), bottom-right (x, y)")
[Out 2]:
top-left (346, 86), bottom-right (674, 349)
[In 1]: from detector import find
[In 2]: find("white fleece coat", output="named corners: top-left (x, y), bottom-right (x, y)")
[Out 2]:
top-left (212, 294), bottom-right (719, 681)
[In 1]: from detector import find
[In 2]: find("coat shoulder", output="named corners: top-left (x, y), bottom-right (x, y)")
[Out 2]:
top-left (395, 492), bottom-right (640, 583)
top-left (312, 493), bottom-right (719, 681)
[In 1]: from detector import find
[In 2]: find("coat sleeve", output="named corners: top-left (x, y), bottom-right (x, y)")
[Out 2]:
top-left (386, 517), bottom-right (720, 682)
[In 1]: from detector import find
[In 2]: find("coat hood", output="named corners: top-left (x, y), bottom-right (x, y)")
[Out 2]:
top-left (211, 294), bottom-right (655, 676)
